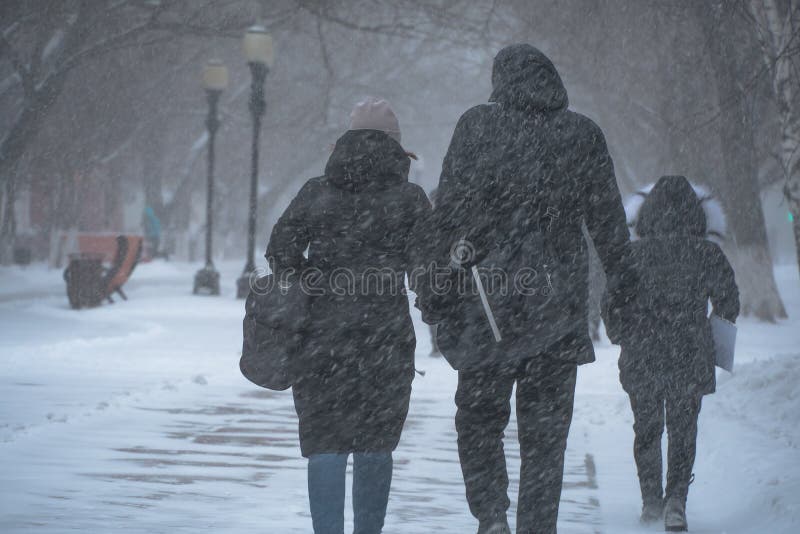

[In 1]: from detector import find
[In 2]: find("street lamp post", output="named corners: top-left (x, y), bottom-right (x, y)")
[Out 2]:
top-left (236, 25), bottom-right (274, 299)
top-left (194, 60), bottom-right (228, 295)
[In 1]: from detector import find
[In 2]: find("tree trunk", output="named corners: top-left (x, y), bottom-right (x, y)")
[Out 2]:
top-left (718, 93), bottom-right (787, 320)
top-left (747, 0), bottom-right (800, 283)
top-left (697, 3), bottom-right (787, 321)
top-left (793, 211), bottom-right (800, 277)
top-left (0, 177), bottom-right (18, 265)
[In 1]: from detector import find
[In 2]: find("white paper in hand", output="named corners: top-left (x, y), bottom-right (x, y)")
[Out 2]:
top-left (710, 314), bottom-right (736, 372)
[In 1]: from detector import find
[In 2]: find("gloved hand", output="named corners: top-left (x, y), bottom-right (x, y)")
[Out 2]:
top-left (603, 264), bottom-right (640, 346)
top-left (416, 290), bottom-right (459, 325)
top-left (414, 270), bottom-right (463, 325)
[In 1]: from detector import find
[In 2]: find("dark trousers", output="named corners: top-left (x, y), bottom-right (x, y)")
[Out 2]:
top-left (455, 357), bottom-right (577, 534)
top-left (629, 390), bottom-right (702, 504)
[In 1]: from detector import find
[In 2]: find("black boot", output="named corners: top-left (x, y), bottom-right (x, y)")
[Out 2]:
top-left (640, 496), bottom-right (664, 524)
top-left (664, 496), bottom-right (687, 532)
top-left (477, 519), bottom-right (511, 534)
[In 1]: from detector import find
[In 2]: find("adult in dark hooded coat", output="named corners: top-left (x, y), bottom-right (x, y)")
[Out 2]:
top-left (605, 175), bottom-right (739, 531)
top-left (267, 98), bottom-right (431, 534)
top-left (415, 44), bottom-right (635, 534)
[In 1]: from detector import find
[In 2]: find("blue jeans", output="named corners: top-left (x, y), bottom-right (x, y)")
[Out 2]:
top-left (308, 452), bottom-right (393, 534)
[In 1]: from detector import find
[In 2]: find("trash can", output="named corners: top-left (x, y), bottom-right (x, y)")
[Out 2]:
top-left (63, 253), bottom-right (106, 309)
top-left (13, 246), bottom-right (32, 265)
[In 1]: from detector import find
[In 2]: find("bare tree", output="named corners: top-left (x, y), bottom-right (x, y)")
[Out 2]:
top-left (0, 0), bottom-right (257, 262)
top-left (690, 1), bottom-right (788, 320)
top-left (744, 0), bottom-right (800, 276)
top-left (2, 0), bottom-right (796, 312)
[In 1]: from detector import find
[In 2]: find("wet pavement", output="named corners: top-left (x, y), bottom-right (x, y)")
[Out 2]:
top-left (2, 369), bottom-right (603, 533)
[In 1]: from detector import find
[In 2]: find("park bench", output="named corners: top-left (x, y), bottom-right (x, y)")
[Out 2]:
top-left (63, 234), bottom-right (143, 308)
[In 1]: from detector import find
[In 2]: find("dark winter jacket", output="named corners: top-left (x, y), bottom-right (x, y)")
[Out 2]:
top-left (415, 44), bottom-right (634, 369)
top-left (266, 129), bottom-right (431, 457)
top-left (606, 176), bottom-right (740, 396)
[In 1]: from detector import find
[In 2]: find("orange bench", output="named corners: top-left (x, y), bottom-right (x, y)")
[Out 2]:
top-left (62, 235), bottom-right (143, 307)
top-left (104, 235), bottom-right (143, 302)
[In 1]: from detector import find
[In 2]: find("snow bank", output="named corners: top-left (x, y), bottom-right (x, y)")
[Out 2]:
top-left (695, 354), bottom-right (800, 534)
top-left (715, 355), bottom-right (800, 447)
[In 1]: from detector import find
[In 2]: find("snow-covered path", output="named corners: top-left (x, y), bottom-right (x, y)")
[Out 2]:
top-left (0, 261), bottom-right (798, 533)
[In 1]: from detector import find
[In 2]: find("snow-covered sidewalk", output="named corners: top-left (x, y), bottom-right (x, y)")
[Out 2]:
top-left (0, 261), bottom-right (798, 533)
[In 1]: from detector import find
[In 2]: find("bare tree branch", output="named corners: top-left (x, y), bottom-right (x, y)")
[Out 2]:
top-left (0, 33), bottom-right (33, 98)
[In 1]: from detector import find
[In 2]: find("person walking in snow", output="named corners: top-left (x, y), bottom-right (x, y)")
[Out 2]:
top-left (604, 175), bottom-right (740, 531)
top-left (266, 98), bottom-right (430, 534)
top-left (415, 44), bottom-right (635, 534)
top-left (143, 205), bottom-right (162, 259)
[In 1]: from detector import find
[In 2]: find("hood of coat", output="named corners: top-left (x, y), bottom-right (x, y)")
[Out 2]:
top-left (324, 129), bottom-right (410, 192)
top-left (489, 44), bottom-right (569, 113)
top-left (632, 175), bottom-right (714, 240)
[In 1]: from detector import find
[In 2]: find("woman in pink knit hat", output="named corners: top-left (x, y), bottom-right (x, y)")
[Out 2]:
top-left (266, 97), bottom-right (430, 534)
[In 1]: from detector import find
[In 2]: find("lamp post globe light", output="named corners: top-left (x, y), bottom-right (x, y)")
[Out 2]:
top-left (236, 25), bottom-right (274, 299)
top-left (193, 59), bottom-right (228, 295)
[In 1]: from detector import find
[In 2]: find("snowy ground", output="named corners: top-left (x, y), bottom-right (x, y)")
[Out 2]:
top-left (0, 260), bottom-right (798, 533)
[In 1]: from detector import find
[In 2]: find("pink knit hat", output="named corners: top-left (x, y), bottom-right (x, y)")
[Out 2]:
top-left (349, 97), bottom-right (402, 143)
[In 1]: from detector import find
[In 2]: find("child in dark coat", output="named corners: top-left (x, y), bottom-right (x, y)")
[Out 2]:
top-left (605, 175), bottom-right (740, 532)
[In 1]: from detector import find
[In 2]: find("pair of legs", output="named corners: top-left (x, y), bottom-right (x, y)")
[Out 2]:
top-left (308, 452), bottom-right (393, 534)
top-left (455, 356), bottom-right (577, 534)
top-left (629, 389), bottom-right (702, 507)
